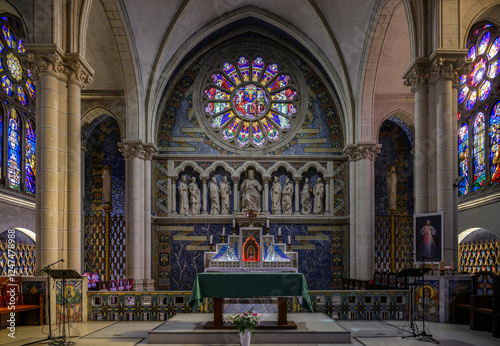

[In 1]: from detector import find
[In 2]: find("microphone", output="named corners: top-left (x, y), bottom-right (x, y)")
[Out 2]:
top-left (61, 259), bottom-right (65, 262)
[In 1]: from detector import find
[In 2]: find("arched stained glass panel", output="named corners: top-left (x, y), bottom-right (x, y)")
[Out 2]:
top-left (458, 123), bottom-right (469, 196)
top-left (490, 102), bottom-right (500, 183)
top-left (202, 55), bottom-right (298, 149)
top-left (0, 13), bottom-right (35, 194)
top-left (26, 119), bottom-right (35, 194)
top-left (473, 112), bottom-right (486, 190)
top-left (7, 108), bottom-right (20, 189)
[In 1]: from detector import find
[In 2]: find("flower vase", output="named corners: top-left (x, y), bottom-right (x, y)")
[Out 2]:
top-left (239, 330), bottom-right (251, 346)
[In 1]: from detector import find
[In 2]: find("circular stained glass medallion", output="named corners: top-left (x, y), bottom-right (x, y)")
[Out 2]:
top-left (6, 52), bottom-right (22, 81)
top-left (202, 56), bottom-right (298, 149)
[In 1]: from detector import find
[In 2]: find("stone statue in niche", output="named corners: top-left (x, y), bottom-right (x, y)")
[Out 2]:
top-left (102, 165), bottom-right (112, 204)
top-left (282, 177), bottom-right (294, 215)
top-left (241, 168), bottom-right (262, 212)
top-left (219, 176), bottom-right (231, 214)
top-left (189, 177), bottom-right (201, 215)
top-left (301, 177), bottom-right (312, 214)
top-left (387, 165), bottom-right (397, 210)
top-left (271, 176), bottom-right (282, 214)
top-left (209, 177), bottom-right (220, 215)
top-left (313, 177), bottom-right (324, 215)
top-left (178, 175), bottom-right (189, 216)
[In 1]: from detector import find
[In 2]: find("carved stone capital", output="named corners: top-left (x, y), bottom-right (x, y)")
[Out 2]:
top-left (428, 50), bottom-right (471, 85)
top-left (343, 142), bottom-right (382, 162)
top-left (293, 177), bottom-right (301, 184)
top-left (200, 177), bottom-right (209, 184)
top-left (143, 143), bottom-right (158, 160)
top-left (118, 140), bottom-right (146, 159)
top-left (66, 60), bottom-right (93, 88)
top-left (262, 176), bottom-right (271, 184)
top-left (25, 51), bottom-right (67, 80)
top-left (232, 177), bottom-right (240, 185)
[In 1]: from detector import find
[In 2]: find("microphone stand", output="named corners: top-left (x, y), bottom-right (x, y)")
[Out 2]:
top-left (23, 259), bottom-right (64, 346)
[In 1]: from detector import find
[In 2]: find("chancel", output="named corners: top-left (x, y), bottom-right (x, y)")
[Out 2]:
top-left (0, 0), bottom-right (500, 345)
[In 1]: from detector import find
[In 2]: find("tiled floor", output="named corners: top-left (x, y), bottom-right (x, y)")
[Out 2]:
top-left (0, 317), bottom-right (497, 345)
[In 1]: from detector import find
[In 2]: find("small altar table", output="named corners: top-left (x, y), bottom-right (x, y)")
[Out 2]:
top-left (188, 272), bottom-right (313, 329)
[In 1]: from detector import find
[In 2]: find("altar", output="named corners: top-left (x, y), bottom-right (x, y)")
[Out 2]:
top-left (188, 272), bottom-right (313, 329)
top-left (190, 225), bottom-right (310, 329)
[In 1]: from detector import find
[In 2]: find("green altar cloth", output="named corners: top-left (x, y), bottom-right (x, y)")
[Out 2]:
top-left (188, 272), bottom-right (313, 312)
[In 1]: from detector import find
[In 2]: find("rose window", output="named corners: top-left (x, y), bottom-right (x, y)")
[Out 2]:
top-left (203, 56), bottom-right (298, 148)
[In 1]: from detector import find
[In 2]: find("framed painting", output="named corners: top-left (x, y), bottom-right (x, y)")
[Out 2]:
top-left (414, 212), bottom-right (443, 263)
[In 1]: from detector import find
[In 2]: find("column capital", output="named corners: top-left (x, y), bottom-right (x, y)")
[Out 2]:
top-left (262, 176), bottom-right (271, 183)
top-left (23, 46), bottom-right (94, 88)
top-left (428, 50), bottom-right (471, 85)
top-left (118, 140), bottom-right (146, 159)
top-left (231, 177), bottom-right (240, 184)
top-left (143, 142), bottom-right (158, 160)
top-left (200, 176), bottom-right (209, 184)
top-left (402, 57), bottom-right (429, 93)
top-left (65, 53), bottom-right (94, 88)
top-left (293, 177), bottom-right (301, 184)
top-left (343, 142), bottom-right (382, 162)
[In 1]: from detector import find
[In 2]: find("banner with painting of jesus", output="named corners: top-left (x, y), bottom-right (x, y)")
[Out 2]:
top-left (414, 212), bottom-right (443, 263)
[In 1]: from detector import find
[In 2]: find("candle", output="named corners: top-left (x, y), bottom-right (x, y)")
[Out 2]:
top-left (222, 227), bottom-right (225, 236)
top-left (439, 260), bottom-right (444, 271)
top-left (278, 227), bottom-right (281, 236)
top-left (288, 235), bottom-right (291, 244)
top-left (451, 261), bottom-right (455, 270)
top-left (232, 219), bottom-right (236, 228)
top-left (209, 235), bottom-right (213, 244)
top-left (266, 219), bottom-right (269, 228)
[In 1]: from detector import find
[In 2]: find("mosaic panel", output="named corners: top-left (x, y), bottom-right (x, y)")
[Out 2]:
top-left (459, 238), bottom-right (500, 275)
top-left (0, 240), bottom-right (35, 276)
top-left (22, 280), bottom-right (46, 295)
top-left (414, 279), bottom-right (440, 322)
top-left (153, 224), bottom-right (347, 291)
top-left (56, 280), bottom-right (83, 323)
top-left (375, 216), bottom-right (413, 273)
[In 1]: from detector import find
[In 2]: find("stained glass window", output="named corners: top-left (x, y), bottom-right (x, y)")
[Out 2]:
top-left (203, 55), bottom-right (298, 149)
top-left (0, 13), bottom-right (35, 193)
top-left (458, 123), bottom-right (469, 196)
top-left (7, 108), bottom-right (20, 189)
top-left (26, 119), bottom-right (35, 194)
top-left (472, 113), bottom-right (486, 190)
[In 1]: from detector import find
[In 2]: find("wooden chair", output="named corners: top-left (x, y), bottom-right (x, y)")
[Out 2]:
top-left (470, 272), bottom-right (500, 337)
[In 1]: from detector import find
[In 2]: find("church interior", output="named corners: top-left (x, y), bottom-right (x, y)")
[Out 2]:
top-left (0, 0), bottom-right (500, 345)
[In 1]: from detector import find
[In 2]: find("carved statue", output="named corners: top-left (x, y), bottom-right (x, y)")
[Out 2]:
top-left (387, 165), bottom-right (397, 210)
top-left (209, 177), bottom-right (220, 215)
top-left (102, 165), bottom-right (112, 203)
top-left (189, 177), bottom-right (201, 215)
top-left (241, 168), bottom-right (262, 212)
top-left (219, 176), bottom-right (231, 214)
top-left (282, 177), bottom-right (294, 215)
top-left (271, 176), bottom-right (282, 214)
top-left (178, 175), bottom-right (189, 216)
top-left (313, 177), bottom-right (324, 215)
top-left (301, 177), bottom-right (312, 214)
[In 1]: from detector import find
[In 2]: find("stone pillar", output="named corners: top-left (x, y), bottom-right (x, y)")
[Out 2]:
top-left (344, 142), bottom-right (381, 280)
top-left (263, 177), bottom-right (270, 214)
top-left (403, 53), bottom-right (468, 266)
top-left (170, 177), bottom-right (177, 214)
top-left (232, 177), bottom-right (240, 212)
top-left (119, 140), bottom-right (156, 291)
top-left (293, 177), bottom-right (300, 215)
top-left (201, 177), bottom-right (209, 214)
top-left (26, 51), bottom-right (93, 271)
top-left (324, 178), bottom-right (330, 214)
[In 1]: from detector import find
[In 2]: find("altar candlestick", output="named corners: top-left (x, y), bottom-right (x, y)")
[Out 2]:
top-left (288, 235), bottom-right (291, 244)
top-left (222, 227), bottom-right (225, 236)
top-left (209, 235), bottom-right (213, 244)
top-left (439, 260), bottom-right (444, 271)
top-left (278, 227), bottom-right (281, 236)
top-left (233, 219), bottom-right (236, 228)
top-left (451, 261), bottom-right (455, 270)
top-left (266, 219), bottom-right (269, 228)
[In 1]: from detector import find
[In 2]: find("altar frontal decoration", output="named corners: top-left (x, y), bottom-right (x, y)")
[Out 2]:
top-left (205, 227), bottom-right (297, 272)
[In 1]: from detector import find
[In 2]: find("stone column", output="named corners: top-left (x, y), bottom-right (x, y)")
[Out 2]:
top-left (293, 177), bottom-right (300, 215)
top-left (232, 177), bottom-right (240, 212)
top-left (344, 142), bottom-right (381, 280)
top-left (404, 60), bottom-right (429, 214)
top-left (119, 140), bottom-right (156, 291)
top-left (66, 59), bottom-right (92, 271)
top-left (263, 177), bottom-right (270, 214)
top-left (201, 177), bottom-right (209, 214)
top-left (170, 177), bottom-right (177, 214)
top-left (143, 144), bottom-right (156, 290)
top-left (26, 51), bottom-right (93, 271)
top-left (324, 178), bottom-right (330, 214)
